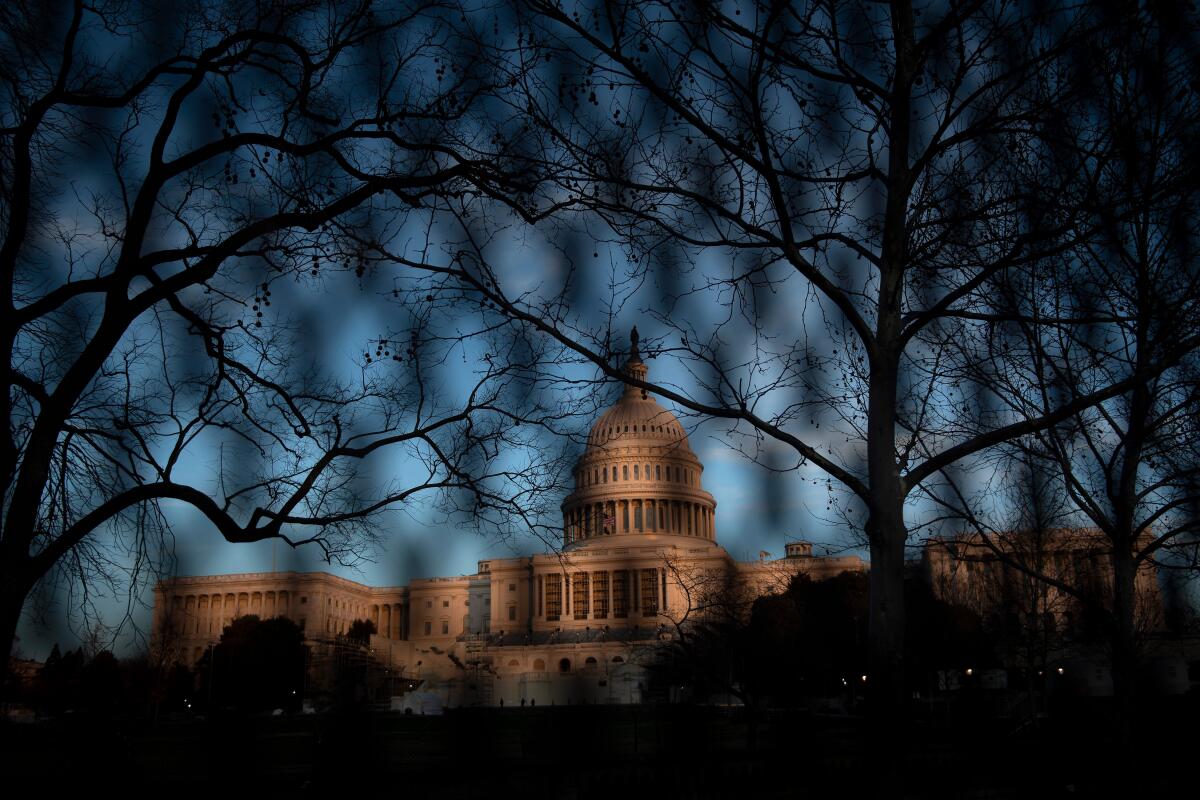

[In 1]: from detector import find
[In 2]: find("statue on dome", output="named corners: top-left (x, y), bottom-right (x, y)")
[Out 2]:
top-left (630, 325), bottom-right (640, 360)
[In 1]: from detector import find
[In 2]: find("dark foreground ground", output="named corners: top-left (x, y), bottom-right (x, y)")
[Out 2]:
top-left (1, 700), bottom-right (1193, 798)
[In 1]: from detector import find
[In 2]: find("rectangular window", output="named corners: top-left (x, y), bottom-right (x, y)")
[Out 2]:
top-left (425, 600), bottom-right (432, 608)
top-left (641, 569), bottom-right (659, 617)
top-left (574, 571), bottom-right (589, 620)
top-left (424, 621), bottom-right (432, 635)
top-left (592, 572), bottom-right (609, 620)
top-left (545, 574), bottom-right (562, 622)
top-left (508, 605), bottom-right (517, 621)
top-left (537, 576), bottom-right (544, 617)
top-left (662, 569), bottom-right (668, 612)
top-left (300, 596), bottom-right (308, 604)
top-left (612, 570), bottom-right (628, 618)
top-left (622, 503), bottom-right (629, 530)
top-left (298, 618), bottom-right (306, 632)
top-left (441, 621), bottom-right (449, 635)
top-left (508, 583), bottom-right (516, 592)
top-left (443, 600), bottom-right (450, 608)
top-left (634, 504), bottom-right (643, 530)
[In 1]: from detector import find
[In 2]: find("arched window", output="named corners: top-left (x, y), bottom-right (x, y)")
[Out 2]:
top-left (655, 465), bottom-right (661, 480)
top-left (558, 658), bottom-right (572, 673)
top-left (612, 656), bottom-right (624, 663)
top-left (603, 468), bottom-right (608, 484)
top-left (633, 464), bottom-right (639, 480)
top-left (533, 658), bottom-right (546, 671)
top-left (594, 469), bottom-right (599, 484)
top-left (623, 464), bottom-right (629, 480)
top-left (644, 464), bottom-right (650, 480)
top-left (585, 657), bottom-right (598, 668)
top-left (508, 659), bottom-right (520, 667)
top-left (612, 465), bottom-right (617, 481)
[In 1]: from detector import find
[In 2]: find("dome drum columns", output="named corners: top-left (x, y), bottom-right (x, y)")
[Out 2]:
top-left (563, 499), bottom-right (714, 545)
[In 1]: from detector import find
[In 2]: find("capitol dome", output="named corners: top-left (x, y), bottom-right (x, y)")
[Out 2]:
top-left (562, 331), bottom-right (716, 549)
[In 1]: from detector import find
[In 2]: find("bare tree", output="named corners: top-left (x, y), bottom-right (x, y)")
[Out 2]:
top-left (927, 0), bottom-right (1200, 724)
top-left (656, 551), bottom-right (757, 703)
top-left (393, 0), bottom-right (1175, 731)
top-left (0, 0), bottom-right (565, 675)
top-left (923, 460), bottom-right (1083, 714)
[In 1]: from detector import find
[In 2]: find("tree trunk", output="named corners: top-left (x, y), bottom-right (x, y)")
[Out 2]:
top-left (1109, 549), bottom-right (1139, 741)
top-left (864, 486), bottom-right (909, 794)
top-left (868, 0), bottom-right (914, 737)
top-left (0, 571), bottom-right (31, 695)
top-left (866, 518), bottom-right (908, 720)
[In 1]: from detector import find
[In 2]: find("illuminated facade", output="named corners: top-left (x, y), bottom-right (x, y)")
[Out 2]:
top-left (152, 339), bottom-right (865, 706)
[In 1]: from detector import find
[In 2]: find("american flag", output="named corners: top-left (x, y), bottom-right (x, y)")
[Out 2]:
top-left (604, 515), bottom-right (616, 526)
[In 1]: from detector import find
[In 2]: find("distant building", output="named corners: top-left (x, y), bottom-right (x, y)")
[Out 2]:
top-left (919, 528), bottom-right (1177, 696)
top-left (920, 528), bottom-right (1163, 634)
top-left (153, 343), bottom-right (865, 706)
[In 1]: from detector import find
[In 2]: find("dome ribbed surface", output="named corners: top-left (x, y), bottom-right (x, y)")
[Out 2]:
top-left (587, 390), bottom-right (692, 451)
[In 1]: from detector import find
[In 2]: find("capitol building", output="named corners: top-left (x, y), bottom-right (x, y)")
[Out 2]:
top-left (151, 339), bottom-right (867, 707)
